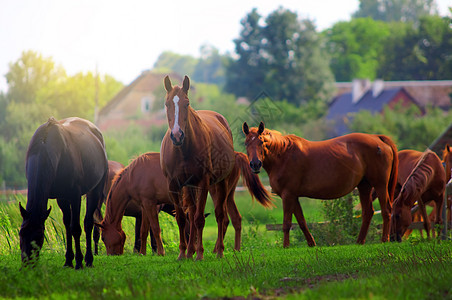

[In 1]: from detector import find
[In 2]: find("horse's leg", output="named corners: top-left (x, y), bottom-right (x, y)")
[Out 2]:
top-left (357, 183), bottom-right (375, 244)
top-left (93, 207), bottom-right (103, 255)
top-left (293, 199), bottom-right (316, 247)
top-left (194, 185), bottom-right (209, 260)
top-left (84, 189), bottom-right (101, 268)
top-left (226, 190), bottom-right (242, 251)
top-left (57, 198), bottom-right (74, 268)
top-left (418, 199), bottom-right (431, 238)
top-left (281, 193), bottom-right (295, 248)
top-left (69, 196), bottom-right (83, 269)
top-left (138, 210), bottom-right (150, 255)
top-left (168, 182), bottom-right (187, 260)
top-left (134, 215), bottom-right (143, 253)
top-left (186, 187), bottom-right (199, 259)
top-left (210, 181), bottom-right (227, 258)
top-left (142, 200), bottom-right (165, 256)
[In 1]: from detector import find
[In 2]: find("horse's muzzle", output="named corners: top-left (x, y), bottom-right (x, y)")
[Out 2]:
top-left (250, 160), bottom-right (262, 174)
top-left (170, 129), bottom-right (185, 146)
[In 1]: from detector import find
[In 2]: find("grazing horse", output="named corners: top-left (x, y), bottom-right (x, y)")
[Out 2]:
top-left (20, 117), bottom-right (108, 269)
top-left (100, 153), bottom-right (173, 255)
top-left (93, 160), bottom-right (179, 254)
top-left (160, 76), bottom-right (273, 260)
top-left (242, 122), bottom-right (398, 246)
top-left (391, 149), bottom-right (446, 241)
top-left (93, 160), bottom-right (124, 254)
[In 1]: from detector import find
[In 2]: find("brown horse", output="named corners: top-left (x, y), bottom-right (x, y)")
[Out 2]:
top-left (100, 153), bottom-right (174, 255)
top-left (242, 122), bottom-right (398, 247)
top-left (160, 76), bottom-right (273, 260)
top-left (20, 117), bottom-right (108, 269)
top-left (391, 149), bottom-right (446, 241)
top-left (93, 160), bottom-right (124, 254)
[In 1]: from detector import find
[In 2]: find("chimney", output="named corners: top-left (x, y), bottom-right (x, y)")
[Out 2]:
top-left (372, 79), bottom-right (384, 98)
top-left (352, 79), bottom-right (371, 103)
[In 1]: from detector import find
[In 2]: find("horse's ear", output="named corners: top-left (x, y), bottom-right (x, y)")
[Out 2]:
top-left (258, 122), bottom-right (265, 135)
top-left (19, 203), bottom-right (29, 219)
top-left (242, 122), bottom-right (249, 135)
top-left (182, 76), bottom-right (190, 94)
top-left (164, 75), bottom-right (172, 92)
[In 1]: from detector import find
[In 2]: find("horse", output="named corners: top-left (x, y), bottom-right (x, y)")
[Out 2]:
top-left (93, 160), bottom-right (124, 254)
top-left (100, 153), bottom-right (173, 255)
top-left (160, 76), bottom-right (273, 260)
top-left (242, 122), bottom-right (398, 247)
top-left (390, 149), bottom-right (446, 241)
top-left (99, 152), bottom-right (231, 255)
top-left (19, 117), bottom-right (108, 269)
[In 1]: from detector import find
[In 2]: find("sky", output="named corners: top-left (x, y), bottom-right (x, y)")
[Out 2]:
top-left (0, 0), bottom-right (451, 93)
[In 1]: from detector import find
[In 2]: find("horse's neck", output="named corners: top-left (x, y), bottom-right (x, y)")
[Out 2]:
top-left (182, 108), bottom-right (208, 152)
top-left (263, 134), bottom-right (300, 172)
top-left (103, 182), bottom-right (129, 228)
top-left (402, 163), bottom-right (434, 205)
top-left (25, 152), bottom-right (54, 215)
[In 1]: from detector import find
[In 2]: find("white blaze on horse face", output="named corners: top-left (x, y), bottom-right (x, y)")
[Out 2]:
top-left (172, 95), bottom-right (180, 134)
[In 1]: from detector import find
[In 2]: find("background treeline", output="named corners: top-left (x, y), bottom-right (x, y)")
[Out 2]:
top-left (1, 0), bottom-right (451, 187)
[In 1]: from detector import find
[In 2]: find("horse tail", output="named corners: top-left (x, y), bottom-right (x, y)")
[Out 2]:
top-left (379, 135), bottom-right (399, 205)
top-left (235, 152), bottom-right (274, 208)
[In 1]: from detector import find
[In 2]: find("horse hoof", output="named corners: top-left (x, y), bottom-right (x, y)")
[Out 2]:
top-left (75, 264), bottom-right (83, 270)
top-left (216, 252), bottom-right (224, 258)
top-left (195, 254), bottom-right (204, 261)
top-left (63, 263), bottom-right (74, 268)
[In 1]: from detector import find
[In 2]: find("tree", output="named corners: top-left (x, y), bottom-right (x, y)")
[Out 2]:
top-left (153, 51), bottom-right (197, 76)
top-left (377, 15), bottom-right (452, 80)
top-left (225, 7), bottom-right (334, 108)
top-left (192, 44), bottom-right (226, 85)
top-left (324, 18), bottom-right (390, 81)
top-left (353, 0), bottom-right (439, 23)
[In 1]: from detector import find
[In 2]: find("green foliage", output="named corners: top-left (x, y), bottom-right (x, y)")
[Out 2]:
top-left (324, 18), bottom-right (391, 81)
top-left (353, 0), bottom-right (438, 23)
top-left (153, 51), bottom-right (198, 76)
top-left (378, 15), bottom-right (452, 80)
top-left (349, 103), bottom-right (451, 150)
top-left (225, 7), bottom-right (335, 106)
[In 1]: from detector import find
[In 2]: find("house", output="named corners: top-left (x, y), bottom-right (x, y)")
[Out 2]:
top-left (97, 71), bottom-right (183, 132)
top-left (429, 123), bottom-right (452, 157)
top-left (326, 79), bottom-right (423, 137)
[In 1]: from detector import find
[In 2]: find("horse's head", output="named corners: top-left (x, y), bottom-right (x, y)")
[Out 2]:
top-left (19, 203), bottom-right (51, 264)
top-left (164, 75), bottom-right (190, 146)
top-left (100, 222), bottom-right (126, 255)
top-left (390, 191), bottom-right (412, 242)
top-left (242, 121), bottom-right (266, 173)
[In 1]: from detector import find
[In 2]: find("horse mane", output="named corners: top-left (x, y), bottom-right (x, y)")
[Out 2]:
top-left (261, 128), bottom-right (299, 154)
top-left (396, 150), bottom-right (435, 206)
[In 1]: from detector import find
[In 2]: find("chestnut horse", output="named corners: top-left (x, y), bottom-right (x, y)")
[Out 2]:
top-left (100, 153), bottom-right (174, 255)
top-left (93, 160), bottom-right (124, 254)
top-left (243, 122), bottom-right (398, 247)
top-left (20, 117), bottom-right (108, 269)
top-left (391, 149), bottom-right (446, 241)
top-left (93, 160), bottom-right (179, 254)
top-left (161, 76), bottom-right (273, 260)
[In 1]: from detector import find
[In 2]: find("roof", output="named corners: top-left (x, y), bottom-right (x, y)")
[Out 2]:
top-left (429, 123), bottom-right (452, 157)
top-left (335, 80), bottom-right (452, 109)
top-left (327, 88), bottom-right (408, 120)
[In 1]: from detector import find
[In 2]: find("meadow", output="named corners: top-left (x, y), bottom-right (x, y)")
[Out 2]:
top-left (1, 192), bottom-right (451, 299)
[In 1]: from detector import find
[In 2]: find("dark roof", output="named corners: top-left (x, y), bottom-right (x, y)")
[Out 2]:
top-left (326, 87), bottom-right (421, 137)
top-left (429, 123), bottom-right (452, 157)
top-left (327, 88), bottom-right (404, 120)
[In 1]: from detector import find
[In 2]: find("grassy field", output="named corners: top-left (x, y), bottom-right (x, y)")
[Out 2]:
top-left (1, 193), bottom-right (451, 299)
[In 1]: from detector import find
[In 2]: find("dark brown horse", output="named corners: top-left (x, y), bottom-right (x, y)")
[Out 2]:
top-left (161, 76), bottom-right (273, 260)
top-left (391, 149), bottom-right (446, 241)
top-left (20, 117), bottom-right (108, 269)
top-left (243, 122), bottom-right (398, 246)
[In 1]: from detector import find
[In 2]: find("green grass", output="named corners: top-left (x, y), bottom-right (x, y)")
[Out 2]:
top-left (2, 194), bottom-right (451, 299)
